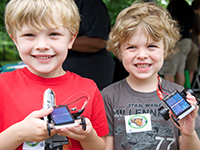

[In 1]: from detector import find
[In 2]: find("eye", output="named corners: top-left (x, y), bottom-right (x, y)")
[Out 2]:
top-left (23, 33), bottom-right (35, 37)
top-left (148, 45), bottom-right (157, 48)
top-left (126, 46), bottom-right (136, 50)
top-left (50, 32), bottom-right (61, 36)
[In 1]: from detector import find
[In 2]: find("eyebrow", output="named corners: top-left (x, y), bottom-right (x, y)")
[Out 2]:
top-left (147, 41), bottom-right (157, 44)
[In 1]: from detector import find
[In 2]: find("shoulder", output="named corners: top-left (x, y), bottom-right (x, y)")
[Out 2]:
top-left (101, 79), bottom-right (127, 100)
top-left (161, 78), bottom-right (184, 93)
top-left (0, 69), bottom-right (22, 83)
top-left (102, 79), bottom-right (126, 93)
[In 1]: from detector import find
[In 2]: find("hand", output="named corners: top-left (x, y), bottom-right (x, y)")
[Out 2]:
top-left (17, 107), bottom-right (57, 142)
top-left (170, 93), bottom-right (199, 136)
top-left (56, 117), bottom-right (96, 141)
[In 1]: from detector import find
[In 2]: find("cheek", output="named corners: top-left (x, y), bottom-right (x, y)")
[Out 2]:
top-left (155, 54), bottom-right (164, 62)
top-left (153, 52), bottom-right (164, 69)
top-left (56, 44), bottom-right (69, 59)
top-left (121, 52), bottom-right (135, 71)
top-left (17, 44), bottom-right (30, 56)
top-left (16, 39), bottom-right (32, 51)
top-left (61, 50), bottom-right (68, 60)
top-left (121, 51), bottom-right (134, 62)
top-left (152, 49), bottom-right (164, 61)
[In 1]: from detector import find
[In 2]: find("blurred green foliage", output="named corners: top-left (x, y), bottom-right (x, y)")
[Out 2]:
top-left (103, 0), bottom-right (134, 25)
top-left (0, 35), bottom-right (18, 61)
top-left (0, 0), bottom-right (18, 61)
top-left (0, 0), bottom-right (194, 62)
top-left (0, 0), bottom-right (9, 32)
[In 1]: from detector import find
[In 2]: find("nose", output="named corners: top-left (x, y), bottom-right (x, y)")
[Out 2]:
top-left (34, 37), bottom-right (50, 51)
top-left (136, 49), bottom-right (148, 60)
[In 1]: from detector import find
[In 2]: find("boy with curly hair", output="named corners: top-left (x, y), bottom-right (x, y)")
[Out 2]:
top-left (102, 2), bottom-right (200, 150)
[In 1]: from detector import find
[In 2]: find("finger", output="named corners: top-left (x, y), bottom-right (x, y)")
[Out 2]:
top-left (169, 111), bottom-right (181, 128)
top-left (43, 107), bottom-right (54, 116)
top-left (50, 129), bottom-right (58, 136)
top-left (196, 105), bottom-right (199, 111)
top-left (190, 106), bottom-right (199, 118)
top-left (186, 93), bottom-right (197, 104)
top-left (169, 110), bottom-right (176, 120)
top-left (57, 127), bottom-right (85, 140)
top-left (187, 100), bottom-right (197, 106)
top-left (30, 107), bottom-right (54, 119)
top-left (57, 128), bottom-right (71, 137)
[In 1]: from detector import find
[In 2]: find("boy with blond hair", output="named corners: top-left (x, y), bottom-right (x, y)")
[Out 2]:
top-left (0, 0), bottom-right (108, 149)
top-left (102, 2), bottom-right (200, 150)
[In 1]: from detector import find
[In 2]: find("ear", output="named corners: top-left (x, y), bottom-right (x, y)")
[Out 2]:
top-left (68, 33), bottom-right (77, 49)
top-left (118, 53), bottom-right (122, 60)
top-left (9, 34), bottom-right (19, 50)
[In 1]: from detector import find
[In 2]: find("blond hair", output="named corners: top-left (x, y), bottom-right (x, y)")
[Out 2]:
top-left (107, 2), bottom-right (181, 59)
top-left (5, 0), bottom-right (80, 40)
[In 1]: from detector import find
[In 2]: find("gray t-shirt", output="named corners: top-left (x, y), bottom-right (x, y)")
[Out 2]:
top-left (102, 78), bottom-right (200, 150)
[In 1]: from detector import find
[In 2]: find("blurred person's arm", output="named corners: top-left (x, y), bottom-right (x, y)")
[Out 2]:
top-left (71, 36), bottom-right (106, 53)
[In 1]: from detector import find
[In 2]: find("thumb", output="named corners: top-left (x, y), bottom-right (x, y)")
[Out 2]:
top-left (30, 107), bottom-right (54, 119)
top-left (43, 107), bottom-right (54, 117)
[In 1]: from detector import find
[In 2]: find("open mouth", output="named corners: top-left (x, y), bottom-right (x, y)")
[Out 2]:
top-left (36, 56), bottom-right (53, 59)
top-left (32, 55), bottom-right (56, 60)
top-left (136, 64), bottom-right (151, 68)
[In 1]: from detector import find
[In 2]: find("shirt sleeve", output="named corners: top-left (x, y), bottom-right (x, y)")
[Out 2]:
top-left (78, 0), bottom-right (110, 40)
top-left (101, 89), bottom-right (114, 136)
top-left (89, 87), bottom-right (109, 137)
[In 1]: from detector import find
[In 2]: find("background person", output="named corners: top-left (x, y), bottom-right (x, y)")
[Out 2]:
top-left (159, 0), bottom-right (195, 86)
top-left (62, 0), bottom-right (115, 90)
top-left (186, 0), bottom-right (200, 84)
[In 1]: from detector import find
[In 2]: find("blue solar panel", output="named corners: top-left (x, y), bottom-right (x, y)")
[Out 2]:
top-left (51, 106), bottom-right (74, 125)
top-left (165, 92), bottom-right (191, 116)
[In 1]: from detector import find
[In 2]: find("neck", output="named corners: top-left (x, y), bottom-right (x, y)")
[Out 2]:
top-left (126, 74), bottom-right (158, 92)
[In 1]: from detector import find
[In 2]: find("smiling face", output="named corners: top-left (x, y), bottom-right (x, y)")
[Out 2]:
top-left (13, 23), bottom-right (75, 78)
top-left (120, 28), bottom-right (164, 82)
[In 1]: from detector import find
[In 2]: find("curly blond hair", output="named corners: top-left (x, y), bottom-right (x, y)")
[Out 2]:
top-left (107, 2), bottom-right (181, 59)
top-left (5, 0), bottom-right (80, 40)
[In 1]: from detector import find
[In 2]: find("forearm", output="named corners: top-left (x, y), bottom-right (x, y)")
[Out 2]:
top-left (0, 122), bottom-right (24, 150)
top-left (0, 108), bottom-right (54, 150)
top-left (179, 130), bottom-right (200, 150)
top-left (105, 135), bottom-right (114, 150)
top-left (80, 129), bottom-right (105, 150)
top-left (71, 36), bottom-right (106, 53)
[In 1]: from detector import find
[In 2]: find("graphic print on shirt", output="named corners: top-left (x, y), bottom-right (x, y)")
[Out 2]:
top-left (114, 102), bottom-right (163, 118)
top-left (113, 102), bottom-right (175, 150)
top-left (115, 123), bottom-right (174, 150)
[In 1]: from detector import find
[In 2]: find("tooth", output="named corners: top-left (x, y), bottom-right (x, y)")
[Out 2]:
top-left (137, 64), bottom-right (149, 68)
top-left (37, 56), bottom-right (51, 59)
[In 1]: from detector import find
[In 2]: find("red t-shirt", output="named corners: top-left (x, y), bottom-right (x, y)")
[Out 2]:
top-left (0, 67), bottom-right (108, 150)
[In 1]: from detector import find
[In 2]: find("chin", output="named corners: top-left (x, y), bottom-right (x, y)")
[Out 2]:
top-left (134, 73), bottom-right (156, 80)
